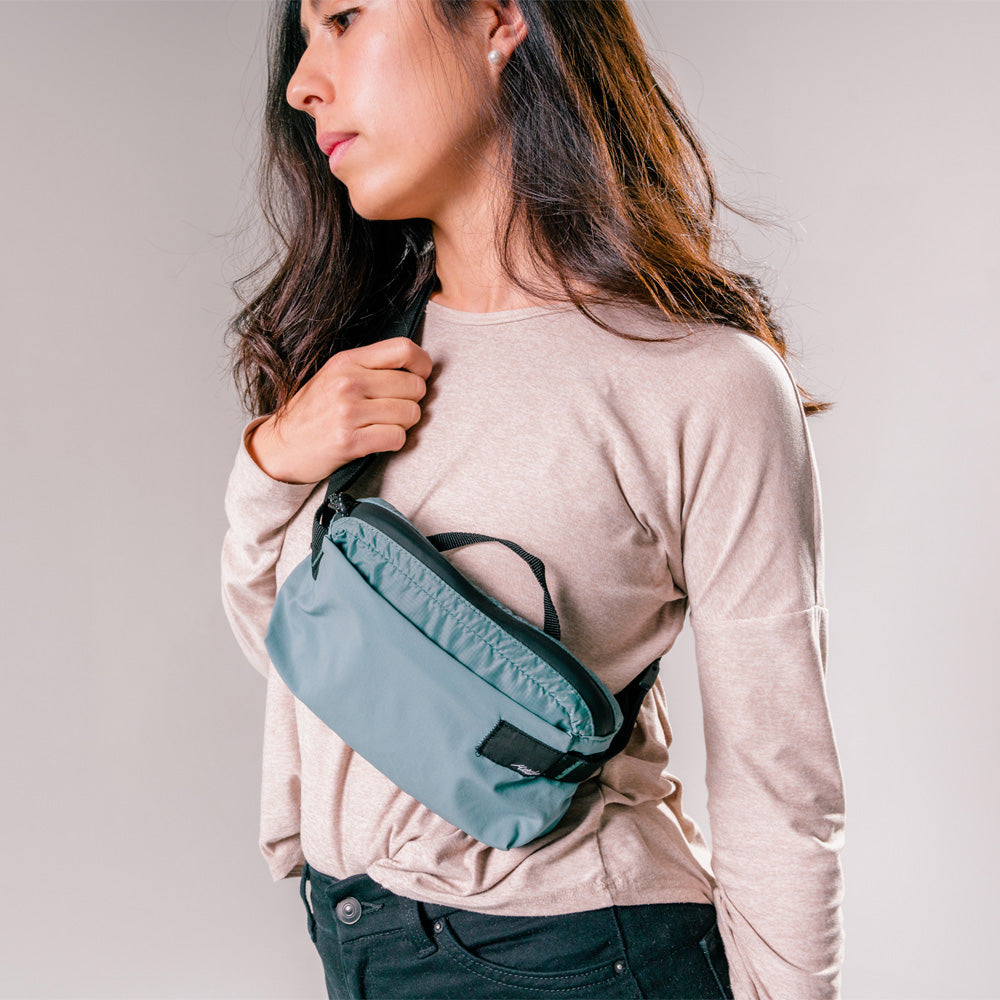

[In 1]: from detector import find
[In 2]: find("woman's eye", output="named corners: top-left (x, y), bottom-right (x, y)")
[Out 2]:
top-left (323, 8), bottom-right (358, 35)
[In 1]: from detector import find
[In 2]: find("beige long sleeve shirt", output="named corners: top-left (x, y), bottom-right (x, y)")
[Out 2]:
top-left (221, 296), bottom-right (846, 999)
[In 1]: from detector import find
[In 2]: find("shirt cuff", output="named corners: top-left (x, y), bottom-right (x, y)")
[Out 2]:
top-left (224, 417), bottom-right (325, 537)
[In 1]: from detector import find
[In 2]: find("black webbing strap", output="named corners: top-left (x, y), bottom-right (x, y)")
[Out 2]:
top-left (475, 659), bottom-right (661, 783)
top-left (541, 656), bottom-right (659, 778)
top-left (310, 264), bottom-right (438, 573)
top-left (427, 531), bottom-right (561, 642)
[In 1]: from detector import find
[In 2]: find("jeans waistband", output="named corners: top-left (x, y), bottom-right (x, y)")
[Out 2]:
top-left (300, 860), bottom-right (463, 955)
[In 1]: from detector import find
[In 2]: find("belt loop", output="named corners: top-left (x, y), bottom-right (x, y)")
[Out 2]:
top-left (299, 861), bottom-right (317, 942)
top-left (402, 898), bottom-right (437, 958)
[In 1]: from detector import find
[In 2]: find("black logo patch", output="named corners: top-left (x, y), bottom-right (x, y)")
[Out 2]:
top-left (475, 720), bottom-right (565, 778)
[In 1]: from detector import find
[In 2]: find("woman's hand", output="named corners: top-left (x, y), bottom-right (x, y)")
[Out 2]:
top-left (246, 337), bottom-right (433, 484)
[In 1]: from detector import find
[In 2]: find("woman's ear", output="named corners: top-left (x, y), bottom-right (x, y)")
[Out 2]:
top-left (476, 0), bottom-right (529, 65)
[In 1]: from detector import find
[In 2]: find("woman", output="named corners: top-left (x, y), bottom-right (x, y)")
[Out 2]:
top-left (221, 1), bottom-right (846, 997)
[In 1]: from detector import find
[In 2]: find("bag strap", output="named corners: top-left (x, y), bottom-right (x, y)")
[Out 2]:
top-left (324, 268), bottom-right (439, 497)
top-left (571, 657), bottom-right (660, 778)
top-left (310, 268), bottom-right (438, 565)
top-left (475, 659), bottom-right (661, 785)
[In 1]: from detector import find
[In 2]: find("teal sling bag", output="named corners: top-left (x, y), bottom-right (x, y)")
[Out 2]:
top-left (264, 262), bottom-right (659, 851)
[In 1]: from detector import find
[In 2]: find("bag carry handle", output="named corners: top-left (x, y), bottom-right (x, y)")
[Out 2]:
top-left (428, 531), bottom-right (562, 642)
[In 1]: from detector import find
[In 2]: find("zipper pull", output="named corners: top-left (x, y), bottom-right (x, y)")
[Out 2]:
top-left (317, 491), bottom-right (357, 529)
top-left (330, 492), bottom-right (357, 518)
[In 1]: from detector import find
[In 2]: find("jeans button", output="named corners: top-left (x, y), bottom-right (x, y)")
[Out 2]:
top-left (336, 896), bottom-right (362, 925)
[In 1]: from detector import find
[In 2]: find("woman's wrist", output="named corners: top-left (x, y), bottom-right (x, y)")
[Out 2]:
top-left (246, 415), bottom-right (312, 485)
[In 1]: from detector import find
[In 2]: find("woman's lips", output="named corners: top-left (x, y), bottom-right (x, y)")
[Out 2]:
top-left (328, 135), bottom-right (357, 168)
top-left (318, 132), bottom-right (359, 168)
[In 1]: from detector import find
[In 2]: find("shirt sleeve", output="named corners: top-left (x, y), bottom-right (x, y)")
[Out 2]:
top-left (220, 416), bottom-right (323, 679)
top-left (220, 418), bottom-right (319, 881)
top-left (678, 334), bottom-right (846, 999)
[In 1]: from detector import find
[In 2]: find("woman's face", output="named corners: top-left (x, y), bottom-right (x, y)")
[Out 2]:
top-left (287, 0), bottom-right (497, 222)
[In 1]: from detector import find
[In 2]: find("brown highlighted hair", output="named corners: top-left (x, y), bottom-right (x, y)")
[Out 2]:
top-left (228, 0), bottom-right (832, 417)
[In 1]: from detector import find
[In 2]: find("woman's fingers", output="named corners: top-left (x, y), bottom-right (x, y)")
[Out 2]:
top-left (248, 336), bottom-right (434, 483)
top-left (358, 395), bottom-right (424, 430)
top-left (338, 336), bottom-right (433, 384)
top-left (354, 366), bottom-right (429, 403)
top-left (346, 422), bottom-right (411, 458)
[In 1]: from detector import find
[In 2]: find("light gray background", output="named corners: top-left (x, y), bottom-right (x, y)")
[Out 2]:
top-left (1, 2), bottom-right (996, 997)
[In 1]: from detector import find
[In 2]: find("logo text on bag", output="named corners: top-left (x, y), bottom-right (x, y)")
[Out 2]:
top-left (476, 720), bottom-right (567, 779)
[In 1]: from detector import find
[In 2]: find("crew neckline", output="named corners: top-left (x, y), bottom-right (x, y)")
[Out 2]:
top-left (424, 296), bottom-right (577, 326)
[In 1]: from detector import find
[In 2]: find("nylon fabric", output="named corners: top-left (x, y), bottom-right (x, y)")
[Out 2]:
top-left (333, 504), bottom-right (614, 739)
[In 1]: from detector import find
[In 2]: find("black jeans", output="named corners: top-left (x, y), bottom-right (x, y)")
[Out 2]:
top-left (300, 861), bottom-right (734, 999)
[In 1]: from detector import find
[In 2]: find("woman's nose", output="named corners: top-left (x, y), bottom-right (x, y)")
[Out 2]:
top-left (286, 44), bottom-right (334, 115)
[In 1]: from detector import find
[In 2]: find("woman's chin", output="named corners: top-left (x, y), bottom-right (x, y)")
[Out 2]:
top-left (338, 174), bottom-right (427, 223)
top-left (346, 194), bottom-right (423, 224)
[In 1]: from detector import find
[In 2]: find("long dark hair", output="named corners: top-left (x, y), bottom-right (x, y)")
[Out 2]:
top-left (228, 0), bottom-right (832, 417)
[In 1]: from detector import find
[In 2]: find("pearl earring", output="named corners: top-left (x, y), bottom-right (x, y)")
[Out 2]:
top-left (488, 49), bottom-right (503, 65)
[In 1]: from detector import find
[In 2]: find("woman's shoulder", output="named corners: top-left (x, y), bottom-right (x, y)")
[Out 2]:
top-left (569, 299), bottom-right (800, 415)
